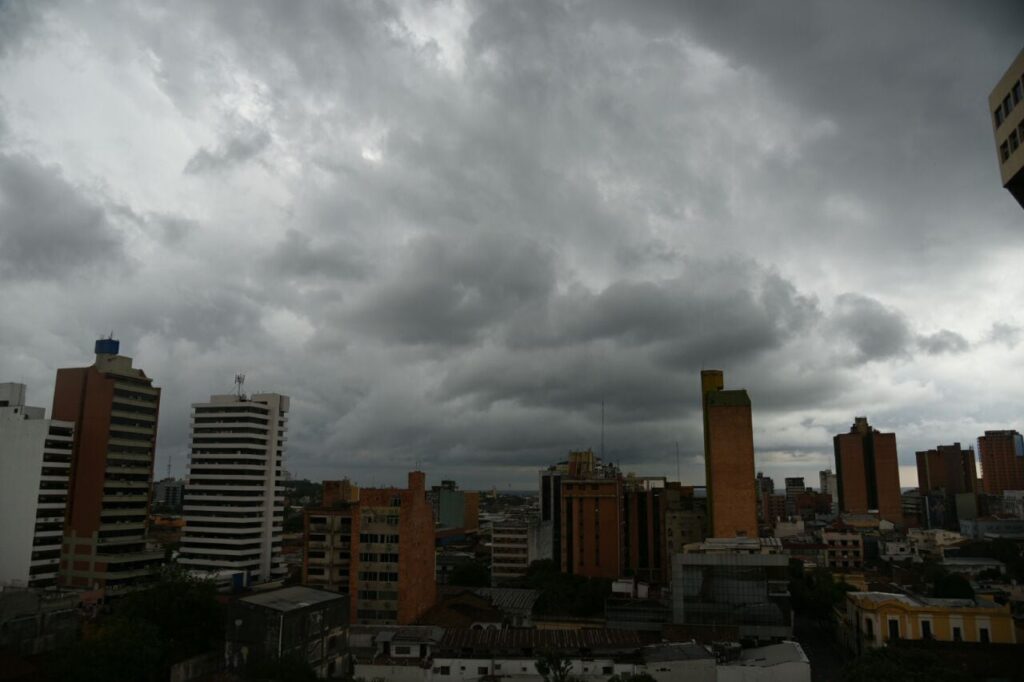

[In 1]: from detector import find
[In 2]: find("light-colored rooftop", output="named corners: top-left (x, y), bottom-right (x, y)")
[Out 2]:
top-left (724, 641), bottom-right (808, 667)
top-left (239, 586), bottom-right (344, 612)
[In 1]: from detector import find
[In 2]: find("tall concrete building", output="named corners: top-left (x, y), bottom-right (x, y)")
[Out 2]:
top-left (561, 466), bottom-right (623, 579)
top-left (978, 430), bottom-right (1024, 495)
top-left (916, 444), bottom-right (977, 496)
top-left (303, 473), bottom-right (436, 625)
top-left (833, 417), bottom-right (902, 524)
top-left (539, 460), bottom-right (569, 563)
top-left (53, 339), bottom-right (164, 592)
top-left (0, 383), bottom-right (74, 588)
top-left (990, 47), bottom-right (1024, 208)
top-left (819, 469), bottom-right (839, 514)
top-left (179, 392), bottom-right (289, 584)
top-left (700, 370), bottom-right (757, 538)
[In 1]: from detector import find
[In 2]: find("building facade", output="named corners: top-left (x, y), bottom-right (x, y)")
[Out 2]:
top-left (833, 417), bottom-right (902, 524)
top-left (225, 586), bottom-right (348, 677)
top-left (822, 521), bottom-right (863, 570)
top-left (178, 392), bottom-right (288, 584)
top-left (916, 444), bottom-right (977, 496)
top-left (0, 384), bottom-right (74, 588)
top-left (700, 370), bottom-right (757, 539)
top-left (842, 592), bottom-right (1016, 653)
top-left (671, 539), bottom-right (792, 642)
top-left (52, 339), bottom-right (163, 592)
top-left (978, 430), bottom-right (1024, 495)
top-left (990, 47), bottom-right (1024, 208)
top-left (303, 472), bottom-right (436, 625)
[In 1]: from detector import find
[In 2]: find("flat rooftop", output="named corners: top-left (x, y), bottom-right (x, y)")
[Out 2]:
top-left (239, 586), bottom-right (344, 612)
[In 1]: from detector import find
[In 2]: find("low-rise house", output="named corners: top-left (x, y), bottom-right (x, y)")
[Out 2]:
top-left (959, 515), bottom-right (1024, 540)
top-left (941, 557), bottom-right (1006, 577)
top-left (225, 586), bottom-right (348, 677)
top-left (840, 591), bottom-right (1016, 654)
top-left (716, 641), bottom-right (811, 682)
top-left (878, 539), bottom-right (921, 563)
top-left (822, 521), bottom-right (863, 570)
top-left (906, 528), bottom-right (966, 558)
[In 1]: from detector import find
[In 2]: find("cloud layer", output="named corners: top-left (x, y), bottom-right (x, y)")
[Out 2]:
top-left (0, 1), bottom-right (1022, 489)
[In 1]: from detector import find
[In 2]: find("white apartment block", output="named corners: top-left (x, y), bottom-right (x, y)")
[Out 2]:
top-left (0, 383), bottom-right (74, 588)
top-left (178, 393), bottom-right (288, 584)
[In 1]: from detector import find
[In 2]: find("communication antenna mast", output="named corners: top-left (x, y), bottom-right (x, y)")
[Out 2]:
top-left (166, 455), bottom-right (172, 480)
top-left (234, 374), bottom-right (246, 400)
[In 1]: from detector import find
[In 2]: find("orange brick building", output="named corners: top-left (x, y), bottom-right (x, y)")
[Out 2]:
top-left (978, 431), bottom-right (1024, 495)
top-left (916, 443), bottom-right (977, 495)
top-left (303, 472), bottom-right (436, 625)
top-left (52, 339), bottom-right (164, 592)
top-left (561, 475), bottom-right (623, 579)
top-left (833, 418), bottom-right (902, 524)
top-left (701, 370), bottom-right (758, 538)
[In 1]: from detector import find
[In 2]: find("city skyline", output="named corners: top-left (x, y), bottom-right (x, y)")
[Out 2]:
top-left (1, 2), bottom-right (1023, 490)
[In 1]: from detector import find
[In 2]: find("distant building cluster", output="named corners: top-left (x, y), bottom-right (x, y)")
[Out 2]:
top-left (2, 342), bottom-right (1023, 680)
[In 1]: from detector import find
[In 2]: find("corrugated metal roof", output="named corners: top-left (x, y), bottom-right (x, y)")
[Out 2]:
top-left (438, 627), bottom-right (641, 655)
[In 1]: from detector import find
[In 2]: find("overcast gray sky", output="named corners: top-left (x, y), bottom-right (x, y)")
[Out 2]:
top-left (1, 1), bottom-right (1022, 490)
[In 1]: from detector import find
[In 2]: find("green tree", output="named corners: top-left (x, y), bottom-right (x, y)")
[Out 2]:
top-left (932, 573), bottom-right (974, 599)
top-left (449, 560), bottom-right (491, 587)
top-left (117, 565), bottom-right (224, 659)
top-left (535, 652), bottom-right (576, 682)
top-left (48, 618), bottom-right (166, 682)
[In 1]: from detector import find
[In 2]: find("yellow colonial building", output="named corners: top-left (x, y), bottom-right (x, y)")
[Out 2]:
top-left (841, 592), bottom-right (1016, 653)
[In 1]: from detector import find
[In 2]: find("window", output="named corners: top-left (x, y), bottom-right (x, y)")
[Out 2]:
top-left (865, 618), bottom-right (874, 638)
top-left (1002, 142), bottom-right (1011, 162)
top-left (996, 107), bottom-right (1005, 127)
top-left (888, 619), bottom-right (900, 640)
top-left (477, 667), bottom-right (488, 675)
top-left (953, 626), bottom-right (962, 642)
top-left (921, 620), bottom-right (932, 639)
top-left (603, 666), bottom-right (613, 675)
top-left (1014, 80), bottom-right (1024, 105)
top-left (1004, 94), bottom-right (1013, 117)
top-left (394, 646), bottom-right (410, 655)
top-left (980, 627), bottom-right (990, 644)
top-left (1011, 130), bottom-right (1020, 153)
top-left (436, 666), bottom-right (450, 675)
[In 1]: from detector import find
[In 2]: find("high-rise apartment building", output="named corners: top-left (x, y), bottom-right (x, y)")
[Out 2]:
top-left (539, 460), bottom-right (569, 564)
top-left (52, 339), bottom-right (163, 592)
top-left (303, 473), bottom-right (436, 625)
top-left (491, 521), bottom-right (537, 585)
top-left (700, 370), bottom-right (757, 538)
top-left (978, 430), bottom-right (1024, 495)
top-left (0, 383), bottom-right (74, 588)
top-left (429, 480), bottom-right (479, 531)
top-left (833, 417), bottom-right (902, 524)
top-left (178, 392), bottom-right (289, 584)
top-left (990, 48), bottom-right (1024, 208)
top-left (916, 444), bottom-right (977, 496)
top-left (819, 469), bottom-right (839, 513)
top-left (561, 471), bottom-right (623, 579)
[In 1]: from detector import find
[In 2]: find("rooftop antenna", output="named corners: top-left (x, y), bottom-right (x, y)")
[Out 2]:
top-left (166, 455), bottom-right (172, 480)
top-left (234, 374), bottom-right (246, 400)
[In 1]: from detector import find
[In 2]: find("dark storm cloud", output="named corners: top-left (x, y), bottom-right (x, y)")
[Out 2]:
top-left (829, 293), bottom-right (911, 364)
top-left (917, 329), bottom-right (969, 355)
top-left (0, 154), bottom-right (126, 280)
top-left (0, 1), bottom-right (1020, 488)
top-left (0, 0), bottom-right (46, 58)
top-left (349, 233), bottom-right (557, 345)
top-left (183, 129), bottom-right (271, 174)
top-left (986, 322), bottom-right (1021, 348)
top-left (265, 229), bottom-right (371, 282)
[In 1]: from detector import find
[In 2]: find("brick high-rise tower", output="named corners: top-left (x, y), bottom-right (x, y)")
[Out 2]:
top-left (700, 370), bottom-right (757, 538)
top-left (916, 443), bottom-right (977, 495)
top-left (833, 417), bottom-right (902, 524)
top-left (978, 430), bottom-right (1024, 495)
top-left (53, 339), bottom-right (163, 592)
